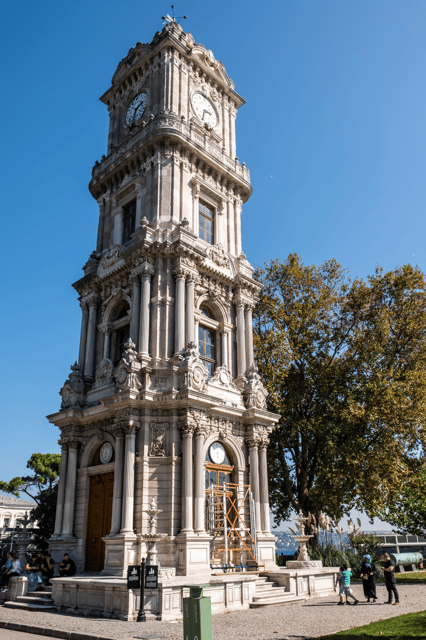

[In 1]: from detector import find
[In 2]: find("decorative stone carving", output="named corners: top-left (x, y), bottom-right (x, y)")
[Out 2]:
top-left (114, 338), bottom-right (142, 394)
top-left (93, 358), bottom-right (114, 389)
top-left (243, 364), bottom-right (268, 410)
top-left (99, 246), bottom-right (122, 270)
top-left (208, 365), bottom-right (239, 392)
top-left (150, 423), bottom-right (168, 457)
top-left (59, 362), bottom-right (85, 410)
top-left (177, 342), bottom-right (208, 392)
top-left (206, 243), bottom-right (230, 269)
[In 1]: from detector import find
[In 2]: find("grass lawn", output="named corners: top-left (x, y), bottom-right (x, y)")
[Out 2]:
top-left (395, 571), bottom-right (426, 585)
top-left (317, 610), bottom-right (426, 639)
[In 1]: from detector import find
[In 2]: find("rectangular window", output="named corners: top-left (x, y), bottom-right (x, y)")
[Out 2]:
top-left (199, 325), bottom-right (215, 377)
top-left (122, 200), bottom-right (136, 244)
top-left (198, 202), bottom-right (214, 244)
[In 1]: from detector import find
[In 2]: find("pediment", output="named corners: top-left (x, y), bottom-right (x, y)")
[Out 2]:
top-left (112, 43), bottom-right (150, 86)
top-left (191, 45), bottom-right (234, 90)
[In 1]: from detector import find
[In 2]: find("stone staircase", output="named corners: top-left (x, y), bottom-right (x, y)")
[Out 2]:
top-left (249, 576), bottom-right (306, 608)
top-left (4, 585), bottom-right (56, 612)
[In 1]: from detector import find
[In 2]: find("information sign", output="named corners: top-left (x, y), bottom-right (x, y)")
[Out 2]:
top-left (127, 565), bottom-right (141, 590)
top-left (144, 564), bottom-right (158, 589)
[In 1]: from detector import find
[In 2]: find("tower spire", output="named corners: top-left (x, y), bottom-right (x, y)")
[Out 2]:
top-left (162, 5), bottom-right (187, 24)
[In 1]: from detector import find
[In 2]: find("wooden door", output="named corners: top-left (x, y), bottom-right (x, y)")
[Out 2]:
top-left (85, 472), bottom-right (114, 572)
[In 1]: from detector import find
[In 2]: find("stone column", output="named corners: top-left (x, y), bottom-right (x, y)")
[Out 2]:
top-left (61, 440), bottom-right (79, 537)
top-left (174, 269), bottom-right (186, 354)
top-left (139, 263), bottom-right (154, 355)
top-left (130, 271), bottom-right (141, 350)
top-left (193, 427), bottom-right (205, 534)
top-left (135, 184), bottom-right (143, 227)
top-left (245, 304), bottom-right (254, 371)
top-left (259, 440), bottom-right (271, 534)
top-left (236, 301), bottom-right (246, 377)
top-left (186, 276), bottom-right (195, 346)
top-left (84, 294), bottom-right (99, 380)
top-left (78, 302), bottom-right (89, 373)
top-left (103, 326), bottom-right (111, 360)
top-left (247, 437), bottom-right (262, 535)
top-left (109, 428), bottom-right (124, 535)
top-left (120, 422), bottom-right (139, 534)
top-left (180, 425), bottom-right (194, 533)
top-left (221, 329), bottom-right (228, 368)
top-left (53, 444), bottom-right (68, 536)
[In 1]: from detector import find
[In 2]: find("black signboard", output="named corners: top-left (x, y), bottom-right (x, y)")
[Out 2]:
top-left (144, 564), bottom-right (158, 589)
top-left (127, 565), bottom-right (141, 590)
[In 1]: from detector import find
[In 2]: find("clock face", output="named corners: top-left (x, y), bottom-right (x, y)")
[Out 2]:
top-left (126, 92), bottom-right (148, 125)
top-left (191, 93), bottom-right (217, 128)
top-left (99, 442), bottom-right (113, 464)
top-left (209, 442), bottom-right (226, 465)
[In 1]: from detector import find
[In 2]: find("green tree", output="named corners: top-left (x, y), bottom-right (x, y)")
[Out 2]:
top-left (373, 464), bottom-right (426, 537)
top-left (253, 255), bottom-right (426, 528)
top-left (0, 453), bottom-right (61, 545)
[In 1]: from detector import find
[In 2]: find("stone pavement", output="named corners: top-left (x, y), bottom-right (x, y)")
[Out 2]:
top-left (0, 583), bottom-right (425, 640)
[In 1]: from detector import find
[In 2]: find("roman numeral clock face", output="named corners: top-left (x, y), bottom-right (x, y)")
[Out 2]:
top-left (126, 92), bottom-right (148, 126)
top-left (191, 93), bottom-right (217, 128)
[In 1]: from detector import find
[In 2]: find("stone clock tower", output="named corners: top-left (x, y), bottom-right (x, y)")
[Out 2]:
top-left (48, 20), bottom-right (279, 593)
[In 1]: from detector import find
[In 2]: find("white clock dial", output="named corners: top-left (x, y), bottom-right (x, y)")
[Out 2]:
top-left (126, 92), bottom-right (148, 125)
top-left (209, 442), bottom-right (226, 465)
top-left (191, 93), bottom-right (217, 128)
top-left (99, 442), bottom-right (113, 464)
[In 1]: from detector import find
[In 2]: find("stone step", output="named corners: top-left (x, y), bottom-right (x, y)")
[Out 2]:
top-left (24, 591), bottom-right (53, 599)
top-left (249, 594), bottom-right (306, 608)
top-left (16, 596), bottom-right (54, 605)
top-left (255, 582), bottom-right (279, 590)
top-left (254, 586), bottom-right (287, 598)
top-left (4, 600), bottom-right (56, 612)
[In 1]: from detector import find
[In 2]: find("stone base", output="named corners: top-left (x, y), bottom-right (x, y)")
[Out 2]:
top-left (50, 572), bottom-right (258, 621)
top-left (286, 560), bottom-right (323, 569)
top-left (49, 537), bottom-right (81, 572)
top-left (175, 533), bottom-right (213, 575)
top-left (102, 534), bottom-right (138, 577)
top-left (264, 566), bottom-right (340, 599)
top-left (256, 534), bottom-right (278, 570)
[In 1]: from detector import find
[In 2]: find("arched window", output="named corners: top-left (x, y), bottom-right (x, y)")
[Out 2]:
top-left (198, 305), bottom-right (216, 377)
top-left (122, 200), bottom-right (136, 244)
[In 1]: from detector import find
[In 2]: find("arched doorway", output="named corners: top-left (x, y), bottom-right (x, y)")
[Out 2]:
top-left (85, 444), bottom-right (115, 572)
top-left (205, 441), bottom-right (257, 569)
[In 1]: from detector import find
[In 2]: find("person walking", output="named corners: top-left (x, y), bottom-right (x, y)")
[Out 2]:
top-left (381, 553), bottom-right (399, 605)
top-left (338, 563), bottom-right (359, 605)
top-left (360, 554), bottom-right (377, 602)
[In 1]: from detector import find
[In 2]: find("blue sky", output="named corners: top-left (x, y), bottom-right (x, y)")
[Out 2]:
top-left (1, 0), bottom-right (425, 530)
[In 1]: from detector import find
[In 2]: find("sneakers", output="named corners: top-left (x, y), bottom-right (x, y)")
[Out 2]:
top-left (384, 601), bottom-right (392, 604)
top-left (338, 601), bottom-right (345, 605)
top-left (393, 602), bottom-right (400, 606)
top-left (353, 600), bottom-right (359, 605)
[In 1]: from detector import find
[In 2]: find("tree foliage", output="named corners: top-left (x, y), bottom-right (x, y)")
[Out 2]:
top-left (253, 255), bottom-right (426, 526)
top-left (373, 464), bottom-right (426, 537)
top-left (0, 453), bottom-right (60, 505)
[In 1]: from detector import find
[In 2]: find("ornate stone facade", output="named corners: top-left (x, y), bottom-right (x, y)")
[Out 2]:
top-left (47, 21), bottom-right (279, 600)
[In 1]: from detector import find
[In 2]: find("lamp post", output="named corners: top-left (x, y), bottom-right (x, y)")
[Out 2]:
top-left (137, 556), bottom-right (146, 622)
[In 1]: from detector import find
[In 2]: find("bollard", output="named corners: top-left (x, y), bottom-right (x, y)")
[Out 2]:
top-left (183, 584), bottom-right (212, 640)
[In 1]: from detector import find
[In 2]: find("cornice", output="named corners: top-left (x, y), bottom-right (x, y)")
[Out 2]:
top-left (89, 111), bottom-right (251, 201)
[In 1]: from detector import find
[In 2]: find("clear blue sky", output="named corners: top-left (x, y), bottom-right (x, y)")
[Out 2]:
top-left (1, 1), bottom-right (425, 530)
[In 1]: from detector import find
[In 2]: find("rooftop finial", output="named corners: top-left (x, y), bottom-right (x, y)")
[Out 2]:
top-left (162, 5), bottom-right (187, 24)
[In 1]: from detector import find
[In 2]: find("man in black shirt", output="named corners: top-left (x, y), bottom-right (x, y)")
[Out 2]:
top-left (58, 553), bottom-right (76, 577)
top-left (381, 553), bottom-right (399, 605)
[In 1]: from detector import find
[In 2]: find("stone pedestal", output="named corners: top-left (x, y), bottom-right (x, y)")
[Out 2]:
top-left (175, 534), bottom-right (213, 575)
top-left (256, 534), bottom-right (278, 570)
top-left (101, 534), bottom-right (138, 577)
top-left (48, 537), bottom-right (79, 572)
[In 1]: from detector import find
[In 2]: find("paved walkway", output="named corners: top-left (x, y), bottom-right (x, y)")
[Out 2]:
top-left (0, 583), bottom-right (425, 639)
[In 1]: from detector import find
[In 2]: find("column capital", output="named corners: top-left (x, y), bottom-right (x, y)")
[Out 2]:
top-left (121, 420), bottom-right (140, 436)
top-left (246, 435), bottom-right (262, 450)
top-left (111, 425), bottom-right (125, 438)
top-left (179, 423), bottom-right (195, 438)
top-left (140, 262), bottom-right (155, 280)
top-left (63, 437), bottom-right (81, 450)
top-left (173, 266), bottom-right (187, 280)
top-left (85, 292), bottom-right (100, 309)
top-left (79, 300), bottom-right (89, 311)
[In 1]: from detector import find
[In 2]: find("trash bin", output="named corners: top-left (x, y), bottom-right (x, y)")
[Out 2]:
top-left (183, 584), bottom-right (212, 640)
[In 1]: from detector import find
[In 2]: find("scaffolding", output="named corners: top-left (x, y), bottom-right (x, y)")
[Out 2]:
top-left (207, 482), bottom-right (258, 570)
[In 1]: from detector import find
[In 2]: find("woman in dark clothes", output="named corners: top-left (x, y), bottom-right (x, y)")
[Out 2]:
top-left (360, 554), bottom-right (377, 602)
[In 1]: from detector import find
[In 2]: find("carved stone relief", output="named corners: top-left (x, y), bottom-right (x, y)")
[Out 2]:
top-left (150, 423), bottom-right (168, 457)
